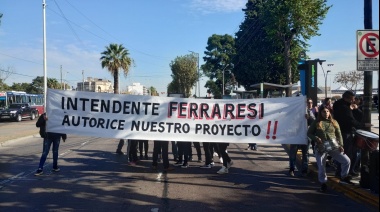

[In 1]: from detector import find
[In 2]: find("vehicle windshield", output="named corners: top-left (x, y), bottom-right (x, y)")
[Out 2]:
top-left (9, 104), bottom-right (22, 109)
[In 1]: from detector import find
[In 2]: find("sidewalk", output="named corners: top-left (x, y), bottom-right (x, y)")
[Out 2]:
top-left (295, 111), bottom-right (379, 208)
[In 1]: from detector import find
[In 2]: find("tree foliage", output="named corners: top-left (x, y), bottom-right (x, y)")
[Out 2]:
top-left (4, 76), bottom-right (60, 93)
top-left (9, 83), bottom-right (30, 92)
top-left (334, 70), bottom-right (364, 91)
top-left (201, 34), bottom-right (236, 98)
top-left (100, 43), bottom-right (133, 94)
top-left (148, 86), bottom-right (159, 96)
top-left (168, 54), bottom-right (198, 98)
top-left (27, 76), bottom-right (60, 93)
top-left (233, 0), bottom-right (330, 91)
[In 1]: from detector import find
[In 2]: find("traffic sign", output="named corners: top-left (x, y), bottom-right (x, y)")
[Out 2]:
top-left (357, 30), bottom-right (379, 71)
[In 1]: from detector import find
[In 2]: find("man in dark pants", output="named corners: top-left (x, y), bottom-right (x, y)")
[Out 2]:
top-left (152, 140), bottom-right (174, 171)
top-left (190, 142), bottom-right (202, 162)
top-left (200, 142), bottom-right (213, 168)
top-left (127, 139), bottom-right (139, 165)
top-left (217, 142), bottom-right (233, 174)
top-left (175, 141), bottom-right (191, 168)
top-left (171, 141), bottom-right (179, 161)
top-left (116, 139), bottom-right (125, 155)
top-left (333, 91), bottom-right (371, 176)
top-left (138, 140), bottom-right (149, 160)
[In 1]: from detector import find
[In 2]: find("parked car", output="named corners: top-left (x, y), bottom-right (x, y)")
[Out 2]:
top-left (0, 103), bottom-right (38, 122)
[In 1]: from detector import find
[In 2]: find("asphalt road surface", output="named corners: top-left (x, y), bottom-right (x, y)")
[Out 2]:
top-left (0, 121), bottom-right (377, 212)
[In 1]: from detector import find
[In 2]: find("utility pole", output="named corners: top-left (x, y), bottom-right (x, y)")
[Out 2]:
top-left (82, 70), bottom-right (84, 91)
top-left (360, 0), bottom-right (373, 183)
top-left (285, 28), bottom-right (297, 97)
top-left (63, 71), bottom-right (68, 90)
top-left (60, 65), bottom-right (63, 89)
top-left (42, 0), bottom-right (47, 112)
top-left (363, 0), bottom-right (373, 132)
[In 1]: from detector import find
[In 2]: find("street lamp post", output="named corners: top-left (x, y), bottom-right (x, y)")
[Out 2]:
top-left (64, 71), bottom-right (69, 90)
top-left (325, 70), bottom-right (331, 98)
top-left (316, 59), bottom-right (334, 99)
top-left (326, 64), bottom-right (334, 98)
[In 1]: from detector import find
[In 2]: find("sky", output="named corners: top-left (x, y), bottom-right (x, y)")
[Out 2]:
top-left (0, 0), bottom-right (379, 96)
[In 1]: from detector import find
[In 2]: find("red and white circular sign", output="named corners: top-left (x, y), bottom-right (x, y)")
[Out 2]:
top-left (359, 32), bottom-right (379, 58)
top-left (357, 30), bottom-right (379, 71)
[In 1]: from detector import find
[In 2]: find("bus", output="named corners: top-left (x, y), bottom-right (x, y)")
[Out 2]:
top-left (0, 92), bottom-right (6, 110)
top-left (3, 91), bottom-right (44, 116)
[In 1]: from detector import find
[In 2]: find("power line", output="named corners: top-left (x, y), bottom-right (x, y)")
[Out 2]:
top-left (52, 0), bottom-right (84, 47)
top-left (53, 0), bottom-right (171, 61)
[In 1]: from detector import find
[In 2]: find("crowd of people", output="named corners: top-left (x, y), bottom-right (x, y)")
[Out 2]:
top-left (33, 91), bottom-right (375, 192)
top-left (302, 91), bottom-right (372, 192)
top-left (113, 139), bottom-right (233, 174)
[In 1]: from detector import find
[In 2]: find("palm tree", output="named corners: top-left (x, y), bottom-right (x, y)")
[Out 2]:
top-left (100, 44), bottom-right (133, 94)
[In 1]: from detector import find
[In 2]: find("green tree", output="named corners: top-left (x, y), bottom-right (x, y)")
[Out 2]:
top-left (25, 76), bottom-right (60, 93)
top-left (148, 86), bottom-right (158, 96)
top-left (234, 0), bottom-right (330, 95)
top-left (100, 44), bottom-right (133, 94)
top-left (10, 82), bottom-right (30, 92)
top-left (167, 81), bottom-right (180, 94)
top-left (201, 34), bottom-right (236, 99)
top-left (234, 0), bottom-right (285, 90)
top-left (168, 54), bottom-right (198, 98)
top-left (260, 0), bottom-right (330, 96)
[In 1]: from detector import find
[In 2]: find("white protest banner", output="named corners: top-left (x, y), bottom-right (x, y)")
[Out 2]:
top-left (46, 89), bottom-right (307, 144)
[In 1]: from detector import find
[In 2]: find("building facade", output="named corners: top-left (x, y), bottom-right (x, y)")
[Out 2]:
top-left (76, 77), bottom-right (113, 93)
top-left (127, 82), bottom-right (147, 95)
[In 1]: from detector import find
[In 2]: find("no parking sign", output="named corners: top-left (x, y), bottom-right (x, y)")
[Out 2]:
top-left (357, 30), bottom-right (379, 71)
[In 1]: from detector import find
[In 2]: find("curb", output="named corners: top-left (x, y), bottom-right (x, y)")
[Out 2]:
top-left (0, 134), bottom-right (40, 145)
top-left (296, 150), bottom-right (379, 208)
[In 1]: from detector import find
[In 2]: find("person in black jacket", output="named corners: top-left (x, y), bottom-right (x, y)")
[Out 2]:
top-left (333, 91), bottom-right (371, 176)
top-left (35, 113), bottom-right (67, 176)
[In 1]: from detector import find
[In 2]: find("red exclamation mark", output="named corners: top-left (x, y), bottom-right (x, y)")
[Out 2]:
top-left (266, 121), bottom-right (271, 139)
top-left (272, 121), bottom-right (278, 139)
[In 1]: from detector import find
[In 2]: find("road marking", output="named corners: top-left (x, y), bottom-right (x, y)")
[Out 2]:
top-left (0, 172), bottom-right (26, 188)
top-left (156, 172), bottom-right (163, 182)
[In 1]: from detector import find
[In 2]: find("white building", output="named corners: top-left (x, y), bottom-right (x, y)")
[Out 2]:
top-left (127, 83), bottom-right (146, 95)
top-left (76, 77), bottom-right (113, 93)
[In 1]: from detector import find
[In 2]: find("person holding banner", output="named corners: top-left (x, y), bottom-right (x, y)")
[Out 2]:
top-left (308, 105), bottom-right (352, 192)
top-left (127, 139), bottom-right (139, 165)
top-left (151, 140), bottom-right (175, 172)
top-left (190, 142), bottom-right (203, 163)
top-left (35, 113), bottom-right (67, 176)
top-left (200, 142), bottom-right (214, 169)
top-left (139, 140), bottom-right (149, 160)
top-left (171, 141), bottom-right (179, 162)
top-left (174, 141), bottom-right (191, 168)
top-left (216, 143), bottom-right (233, 174)
top-left (288, 98), bottom-right (315, 177)
top-left (116, 139), bottom-right (125, 155)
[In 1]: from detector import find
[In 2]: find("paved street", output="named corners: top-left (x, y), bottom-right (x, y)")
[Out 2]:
top-left (0, 112), bottom-right (378, 211)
